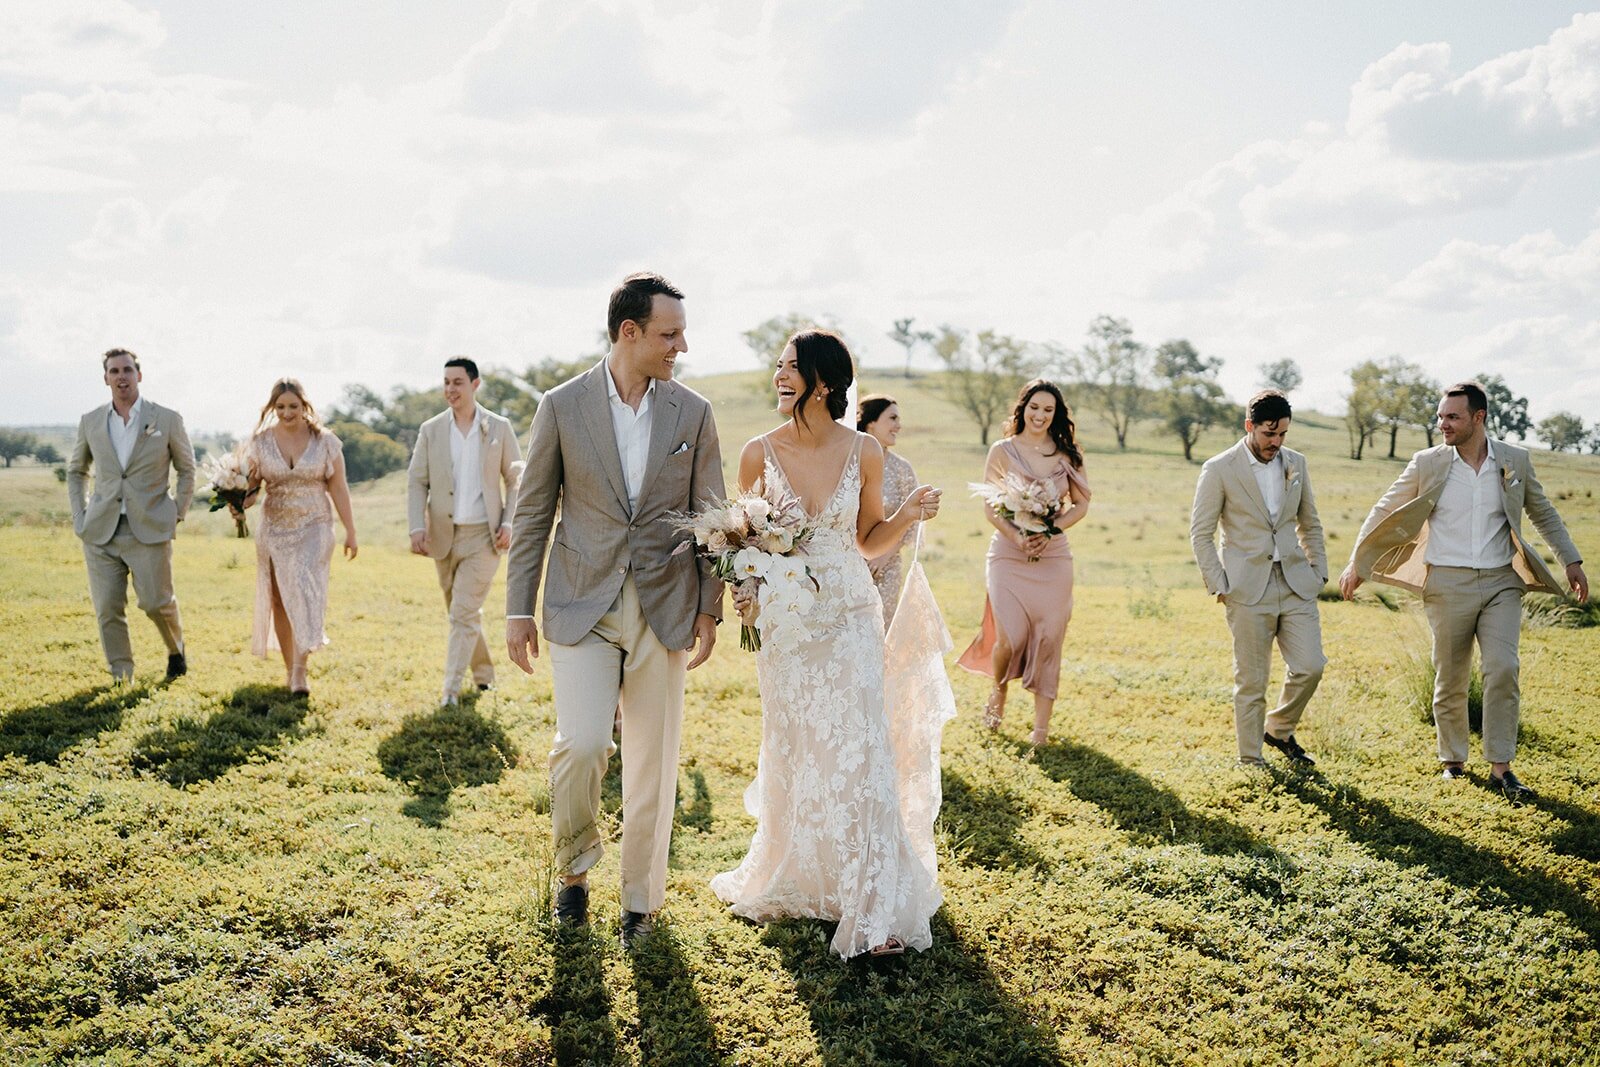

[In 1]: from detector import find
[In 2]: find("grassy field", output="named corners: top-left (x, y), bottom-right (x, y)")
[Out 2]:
top-left (2, 370), bottom-right (1598, 1065)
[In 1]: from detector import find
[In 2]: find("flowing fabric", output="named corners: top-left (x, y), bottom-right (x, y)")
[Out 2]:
top-left (249, 430), bottom-right (340, 658)
top-left (711, 433), bottom-right (946, 958)
top-left (957, 440), bottom-right (1089, 701)
top-left (868, 449), bottom-right (918, 626)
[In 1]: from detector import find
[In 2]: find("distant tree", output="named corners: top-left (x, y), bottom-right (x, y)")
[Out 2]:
top-left (887, 317), bottom-right (934, 378)
top-left (743, 313), bottom-right (826, 366)
top-left (32, 442), bottom-right (63, 465)
top-left (1343, 360), bottom-right (1386, 460)
top-left (1071, 314), bottom-right (1150, 450)
top-left (0, 428), bottom-right (39, 468)
top-left (1155, 340), bottom-right (1231, 462)
top-left (1537, 411), bottom-right (1588, 453)
top-left (1587, 423), bottom-right (1600, 455)
top-left (1476, 374), bottom-right (1532, 441)
top-left (1372, 357), bottom-right (1439, 457)
top-left (328, 420), bottom-right (408, 483)
top-left (516, 357), bottom-right (595, 408)
top-left (1259, 358), bottom-right (1303, 393)
top-left (935, 327), bottom-right (1038, 445)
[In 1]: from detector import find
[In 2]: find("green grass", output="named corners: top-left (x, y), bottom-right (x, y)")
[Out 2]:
top-left (2, 371), bottom-right (1598, 1064)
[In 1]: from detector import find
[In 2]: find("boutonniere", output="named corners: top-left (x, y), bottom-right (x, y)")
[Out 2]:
top-left (1500, 465), bottom-right (1519, 489)
top-left (1285, 465), bottom-right (1300, 484)
top-left (143, 424), bottom-right (162, 438)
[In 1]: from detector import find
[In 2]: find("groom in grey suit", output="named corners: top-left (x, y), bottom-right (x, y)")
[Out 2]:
top-left (506, 272), bottom-right (724, 949)
top-left (1191, 389), bottom-right (1328, 766)
top-left (68, 348), bottom-right (196, 681)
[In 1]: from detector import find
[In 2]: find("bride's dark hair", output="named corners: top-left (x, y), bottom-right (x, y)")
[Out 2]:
top-left (1008, 379), bottom-right (1083, 470)
top-left (787, 329), bottom-right (853, 428)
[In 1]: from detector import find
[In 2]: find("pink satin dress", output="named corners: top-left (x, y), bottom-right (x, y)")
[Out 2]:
top-left (957, 439), bottom-right (1089, 701)
top-left (249, 430), bottom-right (342, 658)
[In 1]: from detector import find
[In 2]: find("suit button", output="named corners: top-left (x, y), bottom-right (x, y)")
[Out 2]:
top-left (618, 567), bottom-right (625, 574)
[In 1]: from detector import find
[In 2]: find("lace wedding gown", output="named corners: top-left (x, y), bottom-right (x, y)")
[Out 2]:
top-left (711, 433), bottom-right (952, 958)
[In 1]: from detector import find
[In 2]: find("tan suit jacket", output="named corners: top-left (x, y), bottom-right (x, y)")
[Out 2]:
top-left (505, 361), bottom-right (725, 650)
top-left (1191, 439), bottom-right (1327, 604)
top-left (407, 404), bottom-right (522, 558)
top-left (68, 400), bottom-right (196, 546)
top-left (1348, 439), bottom-right (1580, 595)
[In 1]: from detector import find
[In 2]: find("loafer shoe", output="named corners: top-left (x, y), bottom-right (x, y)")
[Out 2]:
top-left (1263, 732), bottom-right (1316, 766)
top-left (554, 883), bottom-right (589, 926)
top-left (620, 909), bottom-right (654, 951)
top-left (1488, 770), bottom-right (1534, 804)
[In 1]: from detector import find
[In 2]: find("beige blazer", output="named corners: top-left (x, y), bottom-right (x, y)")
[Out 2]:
top-left (407, 404), bottom-right (522, 558)
top-left (505, 361), bottom-right (725, 650)
top-left (68, 400), bottom-right (196, 546)
top-left (1348, 439), bottom-right (1580, 595)
top-left (1190, 439), bottom-right (1327, 604)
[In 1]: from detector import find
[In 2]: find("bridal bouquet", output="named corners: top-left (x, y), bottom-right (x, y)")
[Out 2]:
top-left (202, 445), bottom-right (253, 538)
top-left (672, 491), bottom-right (816, 651)
top-left (970, 471), bottom-right (1063, 545)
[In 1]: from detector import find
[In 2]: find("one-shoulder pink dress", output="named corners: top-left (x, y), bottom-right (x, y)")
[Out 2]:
top-left (957, 439), bottom-right (1089, 701)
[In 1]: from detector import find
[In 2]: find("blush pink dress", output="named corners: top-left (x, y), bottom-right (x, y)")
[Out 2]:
top-left (957, 439), bottom-right (1089, 701)
top-left (249, 429), bottom-right (341, 658)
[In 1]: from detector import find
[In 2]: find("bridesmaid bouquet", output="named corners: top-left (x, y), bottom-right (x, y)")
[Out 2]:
top-left (672, 491), bottom-right (816, 651)
top-left (970, 472), bottom-right (1064, 538)
top-left (201, 445), bottom-right (253, 538)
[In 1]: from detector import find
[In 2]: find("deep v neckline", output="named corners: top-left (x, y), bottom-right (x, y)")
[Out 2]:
top-left (271, 428), bottom-right (313, 471)
top-left (766, 433), bottom-right (858, 521)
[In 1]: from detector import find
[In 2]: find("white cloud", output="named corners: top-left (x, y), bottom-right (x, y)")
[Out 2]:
top-left (0, 0), bottom-right (165, 84)
top-left (1432, 315), bottom-right (1600, 418)
top-left (1391, 228), bottom-right (1600, 311)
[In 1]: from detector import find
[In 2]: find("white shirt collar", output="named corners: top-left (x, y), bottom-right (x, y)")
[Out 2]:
top-left (451, 405), bottom-right (482, 436)
top-left (1243, 441), bottom-right (1280, 469)
top-left (112, 396), bottom-right (143, 425)
top-left (604, 361), bottom-right (656, 407)
top-left (1450, 437), bottom-right (1496, 468)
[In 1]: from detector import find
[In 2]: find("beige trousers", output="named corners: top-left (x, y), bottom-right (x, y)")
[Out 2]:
top-left (1224, 564), bottom-right (1326, 763)
top-left (1422, 565), bottom-right (1524, 765)
top-left (83, 516), bottom-right (184, 679)
top-left (548, 573), bottom-right (686, 914)
top-left (435, 523), bottom-right (499, 698)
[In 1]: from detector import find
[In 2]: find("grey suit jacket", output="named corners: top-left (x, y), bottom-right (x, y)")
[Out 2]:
top-left (505, 361), bottom-right (726, 649)
top-left (68, 400), bottom-right (196, 546)
top-left (1190, 439), bottom-right (1327, 604)
top-left (407, 404), bottom-right (522, 558)
top-left (1348, 439), bottom-right (1580, 595)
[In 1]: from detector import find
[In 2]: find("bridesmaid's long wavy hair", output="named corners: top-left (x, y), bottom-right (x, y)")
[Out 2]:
top-left (254, 378), bottom-right (325, 435)
top-left (1007, 379), bottom-right (1083, 470)
top-left (787, 329), bottom-right (854, 429)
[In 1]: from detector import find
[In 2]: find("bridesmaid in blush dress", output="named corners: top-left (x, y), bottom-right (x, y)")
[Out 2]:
top-left (957, 379), bottom-right (1089, 747)
top-left (236, 379), bottom-right (358, 696)
top-left (858, 394), bottom-right (918, 625)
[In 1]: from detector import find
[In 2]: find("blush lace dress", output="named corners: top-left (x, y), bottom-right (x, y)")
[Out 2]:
top-left (249, 430), bottom-right (341, 658)
top-left (711, 433), bottom-right (951, 958)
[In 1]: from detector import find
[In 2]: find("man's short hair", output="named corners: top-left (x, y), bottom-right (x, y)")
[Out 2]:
top-left (103, 347), bottom-right (140, 370)
top-left (1246, 389), bottom-right (1292, 425)
top-left (607, 272), bottom-right (685, 343)
top-left (444, 357), bottom-right (480, 381)
top-left (1444, 380), bottom-right (1488, 415)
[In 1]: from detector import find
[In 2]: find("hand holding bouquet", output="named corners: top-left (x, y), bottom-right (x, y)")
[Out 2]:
top-left (202, 444), bottom-right (253, 538)
top-left (970, 471), bottom-right (1062, 561)
top-left (672, 490), bottom-right (816, 651)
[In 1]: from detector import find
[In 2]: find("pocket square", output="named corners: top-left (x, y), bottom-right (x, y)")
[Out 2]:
top-left (670, 441), bottom-right (689, 455)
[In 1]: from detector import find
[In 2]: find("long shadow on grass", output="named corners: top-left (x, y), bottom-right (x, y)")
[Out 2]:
top-left (940, 769), bottom-right (1046, 870)
top-left (631, 925), bottom-right (727, 1066)
top-left (1280, 773), bottom-right (1600, 943)
top-left (376, 699), bottom-right (519, 827)
top-left (1028, 739), bottom-right (1279, 858)
top-left (0, 682), bottom-right (158, 763)
top-left (675, 766), bottom-right (714, 833)
top-left (544, 925), bottom-right (619, 1067)
top-left (130, 684), bottom-right (307, 787)
top-left (770, 911), bottom-right (1065, 1066)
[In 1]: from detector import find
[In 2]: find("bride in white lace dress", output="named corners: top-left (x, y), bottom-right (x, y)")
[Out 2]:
top-left (711, 330), bottom-right (951, 958)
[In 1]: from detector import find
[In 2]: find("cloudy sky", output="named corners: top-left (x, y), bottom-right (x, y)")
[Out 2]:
top-left (4, 1), bottom-right (1599, 435)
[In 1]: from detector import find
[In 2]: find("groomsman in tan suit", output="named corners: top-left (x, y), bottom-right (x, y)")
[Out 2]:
top-left (67, 348), bottom-right (196, 681)
top-left (1341, 381), bottom-right (1587, 801)
top-left (408, 357), bottom-right (523, 704)
top-left (1191, 390), bottom-right (1328, 766)
top-left (506, 272), bottom-right (724, 949)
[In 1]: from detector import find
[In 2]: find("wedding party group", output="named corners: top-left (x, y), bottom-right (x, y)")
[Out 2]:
top-left (65, 271), bottom-right (1588, 960)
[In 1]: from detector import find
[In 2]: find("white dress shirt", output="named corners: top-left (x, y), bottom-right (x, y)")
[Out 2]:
top-left (108, 397), bottom-right (143, 516)
top-left (1426, 439), bottom-right (1514, 568)
top-left (1246, 447), bottom-right (1284, 561)
top-left (449, 408), bottom-right (488, 525)
top-left (605, 361), bottom-right (654, 513)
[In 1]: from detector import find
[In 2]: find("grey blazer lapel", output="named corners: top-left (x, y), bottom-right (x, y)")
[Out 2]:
top-left (1281, 455), bottom-right (1303, 519)
top-left (637, 380), bottom-right (683, 506)
top-left (578, 365), bottom-right (632, 515)
top-left (123, 403), bottom-right (160, 474)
